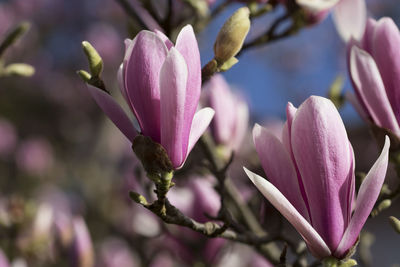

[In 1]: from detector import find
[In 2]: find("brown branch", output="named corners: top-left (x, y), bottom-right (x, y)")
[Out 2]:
top-left (114, 0), bottom-right (148, 30)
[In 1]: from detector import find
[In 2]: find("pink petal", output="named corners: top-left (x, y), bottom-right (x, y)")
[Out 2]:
top-left (204, 74), bottom-right (236, 145)
top-left (159, 48), bottom-right (189, 168)
top-left (350, 46), bottom-right (400, 135)
top-left (186, 108), bottom-right (215, 163)
top-left (231, 97), bottom-right (249, 150)
top-left (253, 124), bottom-right (310, 221)
top-left (344, 143), bottom-right (356, 227)
top-left (117, 64), bottom-right (129, 104)
top-left (244, 168), bottom-right (331, 259)
top-left (296, 0), bottom-right (339, 13)
top-left (361, 18), bottom-right (377, 54)
top-left (282, 102), bottom-right (297, 154)
top-left (124, 31), bottom-right (168, 142)
top-left (189, 177), bottom-right (220, 222)
top-left (154, 29), bottom-right (174, 50)
top-left (333, 0), bottom-right (366, 42)
top-left (86, 84), bottom-right (137, 142)
top-left (175, 25), bottom-right (202, 137)
top-left (281, 103), bottom-right (312, 221)
top-left (291, 96), bottom-right (353, 251)
top-left (372, 17), bottom-right (400, 124)
top-left (345, 91), bottom-right (370, 122)
top-left (335, 136), bottom-right (390, 257)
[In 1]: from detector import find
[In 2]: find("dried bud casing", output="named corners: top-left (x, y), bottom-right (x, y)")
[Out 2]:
top-left (214, 7), bottom-right (250, 63)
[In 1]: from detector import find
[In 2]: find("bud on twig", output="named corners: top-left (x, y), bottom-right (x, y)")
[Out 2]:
top-left (2, 63), bottom-right (35, 77)
top-left (389, 216), bottom-right (400, 234)
top-left (0, 21), bottom-right (30, 58)
top-left (129, 192), bottom-right (148, 206)
top-left (218, 57), bottom-right (239, 72)
top-left (82, 41), bottom-right (103, 78)
top-left (214, 7), bottom-right (250, 64)
top-left (77, 70), bottom-right (91, 83)
top-left (371, 199), bottom-right (391, 217)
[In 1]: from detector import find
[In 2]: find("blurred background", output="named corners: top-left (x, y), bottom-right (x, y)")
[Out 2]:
top-left (0, 0), bottom-right (399, 266)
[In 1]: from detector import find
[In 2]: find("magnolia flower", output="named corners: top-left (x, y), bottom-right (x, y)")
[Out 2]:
top-left (346, 17), bottom-right (400, 139)
top-left (0, 249), bottom-right (9, 267)
top-left (332, 0), bottom-right (367, 42)
top-left (244, 96), bottom-right (389, 259)
top-left (86, 25), bottom-right (214, 168)
top-left (98, 238), bottom-right (137, 267)
top-left (15, 138), bottom-right (54, 176)
top-left (295, 0), bottom-right (366, 25)
top-left (166, 177), bottom-right (225, 265)
top-left (71, 217), bottom-right (94, 267)
top-left (203, 74), bottom-right (249, 153)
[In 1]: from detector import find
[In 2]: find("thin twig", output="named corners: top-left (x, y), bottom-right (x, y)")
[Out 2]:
top-left (239, 13), bottom-right (292, 55)
top-left (114, 0), bottom-right (148, 30)
top-left (164, 0), bottom-right (174, 36)
top-left (197, 136), bottom-right (281, 263)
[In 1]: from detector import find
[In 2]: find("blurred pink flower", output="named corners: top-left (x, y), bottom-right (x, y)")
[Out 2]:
top-left (71, 217), bottom-right (94, 267)
top-left (203, 74), bottom-right (249, 154)
top-left (245, 96), bottom-right (389, 259)
top-left (297, 0), bottom-right (366, 25)
top-left (166, 177), bottom-right (225, 265)
top-left (346, 17), bottom-right (400, 139)
top-left (188, 177), bottom-right (220, 222)
top-left (86, 23), bottom-right (123, 65)
top-left (98, 238), bottom-right (137, 267)
top-left (0, 249), bottom-right (9, 267)
top-left (0, 118), bottom-right (17, 159)
top-left (333, 0), bottom-right (367, 42)
top-left (149, 253), bottom-right (174, 267)
top-left (15, 138), bottom-right (53, 175)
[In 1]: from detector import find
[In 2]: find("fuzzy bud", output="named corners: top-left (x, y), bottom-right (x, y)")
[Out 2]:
top-left (82, 41), bottom-right (103, 78)
top-left (3, 63), bottom-right (35, 77)
top-left (214, 7), bottom-right (250, 64)
top-left (389, 216), bottom-right (400, 234)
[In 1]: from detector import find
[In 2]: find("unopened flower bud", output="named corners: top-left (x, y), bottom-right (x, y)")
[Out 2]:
top-left (389, 216), bottom-right (400, 234)
top-left (218, 57), bottom-right (239, 72)
top-left (214, 7), bottom-right (250, 64)
top-left (3, 63), bottom-right (35, 77)
top-left (77, 70), bottom-right (91, 83)
top-left (82, 41), bottom-right (103, 77)
top-left (372, 199), bottom-right (391, 217)
top-left (0, 21), bottom-right (30, 58)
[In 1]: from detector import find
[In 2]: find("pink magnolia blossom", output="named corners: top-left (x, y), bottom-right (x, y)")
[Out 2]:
top-left (86, 25), bottom-right (214, 168)
top-left (203, 74), bottom-right (249, 153)
top-left (345, 17), bottom-right (400, 138)
top-left (165, 177), bottom-right (225, 265)
top-left (244, 96), bottom-right (389, 259)
top-left (0, 249), bottom-right (9, 267)
top-left (332, 0), bottom-right (367, 42)
top-left (98, 238), bottom-right (137, 267)
top-left (296, 0), bottom-right (366, 25)
top-left (70, 217), bottom-right (94, 267)
top-left (15, 138), bottom-right (54, 176)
